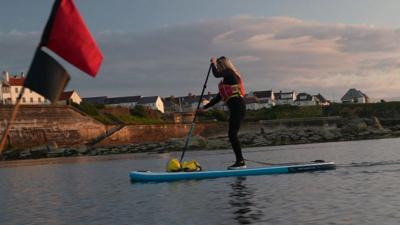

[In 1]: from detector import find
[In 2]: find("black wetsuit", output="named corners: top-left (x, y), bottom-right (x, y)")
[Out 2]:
top-left (204, 64), bottom-right (246, 163)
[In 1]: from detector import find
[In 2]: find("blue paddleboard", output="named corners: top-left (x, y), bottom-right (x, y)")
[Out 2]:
top-left (130, 161), bottom-right (336, 182)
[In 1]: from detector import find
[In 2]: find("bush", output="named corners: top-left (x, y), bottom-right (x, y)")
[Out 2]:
top-left (130, 105), bottom-right (163, 119)
top-left (323, 102), bottom-right (400, 118)
top-left (246, 105), bottom-right (323, 121)
top-left (73, 102), bottom-right (99, 116)
top-left (130, 105), bottom-right (147, 117)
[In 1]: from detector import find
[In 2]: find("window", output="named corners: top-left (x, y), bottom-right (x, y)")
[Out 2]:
top-left (2, 87), bottom-right (10, 93)
top-left (22, 97), bottom-right (26, 103)
top-left (15, 87), bottom-right (18, 93)
top-left (30, 97), bottom-right (33, 103)
top-left (38, 98), bottom-right (42, 102)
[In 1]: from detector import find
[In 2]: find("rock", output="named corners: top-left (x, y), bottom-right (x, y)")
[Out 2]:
top-left (206, 137), bottom-right (230, 150)
top-left (77, 146), bottom-right (88, 155)
top-left (88, 149), bottom-right (98, 156)
top-left (252, 134), bottom-right (268, 146)
top-left (46, 141), bottom-right (58, 151)
top-left (118, 146), bottom-right (129, 153)
top-left (372, 117), bottom-right (384, 129)
top-left (145, 143), bottom-right (160, 150)
top-left (296, 129), bottom-right (306, 137)
top-left (47, 148), bottom-right (65, 157)
top-left (2, 150), bottom-right (20, 160)
top-left (289, 133), bottom-right (300, 141)
top-left (308, 135), bottom-right (322, 142)
top-left (165, 138), bottom-right (185, 148)
top-left (341, 119), bottom-right (368, 134)
top-left (358, 131), bottom-right (372, 137)
top-left (30, 147), bottom-right (48, 159)
top-left (19, 149), bottom-right (31, 159)
top-left (155, 147), bottom-right (167, 153)
top-left (64, 148), bottom-right (78, 156)
top-left (320, 129), bottom-right (336, 141)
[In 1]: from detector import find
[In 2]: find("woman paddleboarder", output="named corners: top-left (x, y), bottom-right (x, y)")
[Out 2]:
top-left (200, 56), bottom-right (246, 169)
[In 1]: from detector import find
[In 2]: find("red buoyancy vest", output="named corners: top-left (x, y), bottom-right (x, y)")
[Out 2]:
top-left (218, 76), bottom-right (245, 102)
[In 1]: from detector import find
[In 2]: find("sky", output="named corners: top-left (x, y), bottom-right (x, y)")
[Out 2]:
top-left (2, 0), bottom-right (400, 101)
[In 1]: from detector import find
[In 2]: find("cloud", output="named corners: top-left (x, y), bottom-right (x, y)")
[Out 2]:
top-left (2, 17), bottom-right (400, 101)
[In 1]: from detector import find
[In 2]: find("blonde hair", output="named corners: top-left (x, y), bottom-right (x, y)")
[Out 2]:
top-left (216, 56), bottom-right (241, 77)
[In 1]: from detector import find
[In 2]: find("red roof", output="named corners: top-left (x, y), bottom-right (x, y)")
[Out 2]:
top-left (8, 77), bottom-right (25, 86)
top-left (59, 91), bottom-right (74, 100)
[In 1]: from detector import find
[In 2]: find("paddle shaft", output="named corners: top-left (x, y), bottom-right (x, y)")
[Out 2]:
top-left (180, 64), bottom-right (212, 162)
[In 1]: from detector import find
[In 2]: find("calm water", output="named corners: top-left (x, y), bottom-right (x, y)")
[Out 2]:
top-left (2, 138), bottom-right (400, 225)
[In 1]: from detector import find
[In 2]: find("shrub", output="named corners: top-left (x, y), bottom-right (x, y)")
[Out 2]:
top-left (73, 102), bottom-right (99, 116)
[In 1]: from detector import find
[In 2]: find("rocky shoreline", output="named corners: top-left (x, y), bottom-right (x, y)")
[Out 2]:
top-left (2, 117), bottom-right (400, 161)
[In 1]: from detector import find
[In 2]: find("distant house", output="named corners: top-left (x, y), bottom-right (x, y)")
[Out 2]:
top-left (295, 92), bottom-right (317, 106)
top-left (137, 96), bottom-right (165, 113)
top-left (314, 93), bottom-right (330, 106)
top-left (82, 96), bottom-right (108, 105)
top-left (341, 88), bottom-right (369, 104)
top-left (106, 96), bottom-right (141, 108)
top-left (177, 95), bottom-right (197, 112)
top-left (275, 91), bottom-right (297, 105)
top-left (249, 90), bottom-right (275, 108)
top-left (202, 92), bottom-right (225, 111)
top-left (163, 96), bottom-right (181, 113)
top-left (57, 90), bottom-right (82, 105)
top-left (0, 71), bottom-right (48, 105)
top-left (244, 96), bottom-right (262, 110)
top-left (177, 93), bottom-right (214, 112)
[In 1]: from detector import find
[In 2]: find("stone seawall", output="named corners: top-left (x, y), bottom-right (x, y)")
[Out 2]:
top-left (95, 123), bottom-right (227, 147)
top-left (0, 105), bottom-right (106, 148)
top-left (0, 105), bottom-right (343, 149)
top-left (5, 116), bottom-right (400, 161)
top-left (93, 117), bottom-right (341, 147)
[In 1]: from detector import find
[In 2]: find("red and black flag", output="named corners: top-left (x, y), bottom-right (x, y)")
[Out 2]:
top-left (24, 0), bottom-right (103, 102)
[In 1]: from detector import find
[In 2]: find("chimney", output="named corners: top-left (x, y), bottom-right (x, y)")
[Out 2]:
top-left (3, 71), bottom-right (9, 82)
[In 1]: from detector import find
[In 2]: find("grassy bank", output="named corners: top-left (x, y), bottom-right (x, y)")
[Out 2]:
top-left (75, 101), bottom-right (400, 125)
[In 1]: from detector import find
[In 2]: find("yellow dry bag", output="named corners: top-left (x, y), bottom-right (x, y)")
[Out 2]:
top-left (166, 158), bottom-right (202, 172)
top-left (166, 158), bottom-right (182, 172)
top-left (181, 160), bottom-right (202, 172)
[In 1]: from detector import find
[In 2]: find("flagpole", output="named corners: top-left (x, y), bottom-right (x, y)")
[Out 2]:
top-left (0, 87), bottom-right (25, 155)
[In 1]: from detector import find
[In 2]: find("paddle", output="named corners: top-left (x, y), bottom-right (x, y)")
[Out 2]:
top-left (179, 64), bottom-right (212, 162)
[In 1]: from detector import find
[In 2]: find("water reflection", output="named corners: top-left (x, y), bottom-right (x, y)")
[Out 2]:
top-left (229, 177), bottom-right (263, 224)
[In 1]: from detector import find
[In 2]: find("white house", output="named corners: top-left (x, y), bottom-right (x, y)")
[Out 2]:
top-left (295, 92), bottom-right (318, 106)
top-left (0, 71), bottom-right (49, 105)
top-left (275, 91), bottom-right (297, 105)
top-left (341, 88), bottom-right (369, 104)
top-left (57, 90), bottom-right (82, 105)
top-left (244, 96), bottom-right (262, 110)
top-left (249, 90), bottom-right (275, 108)
top-left (137, 96), bottom-right (165, 113)
top-left (176, 93), bottom-right (214, 112)
top-left (314, 93), bottom-right (330, 106)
